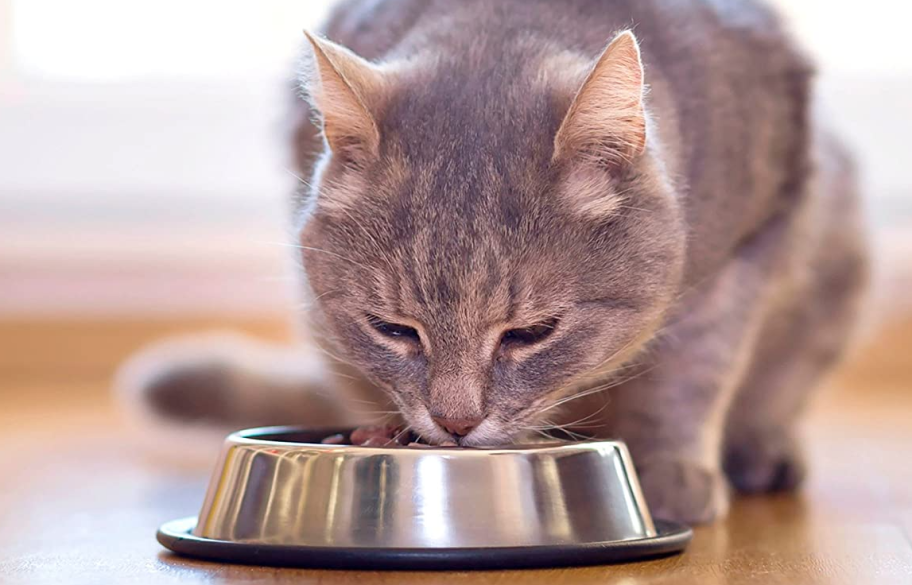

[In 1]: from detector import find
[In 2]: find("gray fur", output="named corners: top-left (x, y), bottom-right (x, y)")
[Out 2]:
top-left (122, 0), bottom-right (868, 524)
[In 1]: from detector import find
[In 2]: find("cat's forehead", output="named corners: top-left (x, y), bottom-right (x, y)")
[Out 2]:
top-left (347, 172), bottom-right (572, 328)
top-left (364, 149), bottom-right (551, 262)
top-left (378, 64), bottom-right (562, 167)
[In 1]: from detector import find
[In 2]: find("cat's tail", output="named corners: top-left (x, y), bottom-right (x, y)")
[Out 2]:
top-left (113, 332), bottom-right (347, 466)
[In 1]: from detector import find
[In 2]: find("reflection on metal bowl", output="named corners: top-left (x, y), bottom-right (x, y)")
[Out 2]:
top-left (158, 426), bottom-right (692, 569)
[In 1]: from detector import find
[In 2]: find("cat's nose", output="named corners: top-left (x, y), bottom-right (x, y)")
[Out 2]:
top-left (431, 416), bottom-right (482, 437)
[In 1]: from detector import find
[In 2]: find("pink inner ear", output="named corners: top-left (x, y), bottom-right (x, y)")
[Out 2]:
top-left (553, 31), bottom-right (647, 166)
top-left (303, 32), bottom-right (383, 159)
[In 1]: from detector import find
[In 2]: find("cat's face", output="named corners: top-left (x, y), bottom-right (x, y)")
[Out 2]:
top-left (297, 32), bottom-right (684, 445)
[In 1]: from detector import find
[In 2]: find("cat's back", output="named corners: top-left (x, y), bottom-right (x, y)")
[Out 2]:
top-left (321, 0), bottom-right (803, 70)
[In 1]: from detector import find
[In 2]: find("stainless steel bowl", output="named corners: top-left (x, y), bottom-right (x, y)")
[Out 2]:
top-left (158, 426), bottom-right (691, 569)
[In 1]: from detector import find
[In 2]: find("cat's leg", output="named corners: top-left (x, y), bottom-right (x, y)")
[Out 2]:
top-left (723, 157), bottom-right (869, 493)
top-left (723, 262), bottom-right (867, 494)
top-left (721, 329), bottom-right (821, 495)
top-left (116, 331), bottom-right (389, 436)
top-left (602, 211), bottom-right (798, 525)
top-left (723, 266), bottom-right (867, 493)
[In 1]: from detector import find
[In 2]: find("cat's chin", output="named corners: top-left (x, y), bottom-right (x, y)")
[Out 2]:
top-left (456, 419), bottom-right (520, 447)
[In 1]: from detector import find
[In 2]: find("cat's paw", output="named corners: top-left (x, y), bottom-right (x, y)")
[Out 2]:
top-left (723, 429), bottom-right (807, 494)
top-left (116, 333), bottom-right (253, 426)
top-left (136, 360), bottom-right (241, 423)
top-left (636, 455), bottom-right (730, 525)
top-left (115, 332), bottom-right (337, 428)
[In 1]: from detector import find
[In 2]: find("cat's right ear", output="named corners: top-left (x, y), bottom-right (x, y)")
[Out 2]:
top-left (552, 31), bottom-right (647, 168)
top-left (301, 32), bottom-right (385, 164)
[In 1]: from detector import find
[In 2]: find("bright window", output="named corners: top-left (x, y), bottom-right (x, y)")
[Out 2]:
top-left (10, 0), bottom-right (334, 82)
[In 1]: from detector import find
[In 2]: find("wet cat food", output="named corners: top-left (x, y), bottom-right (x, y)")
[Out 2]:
top-left (320, 425), bottom-right (457, 447)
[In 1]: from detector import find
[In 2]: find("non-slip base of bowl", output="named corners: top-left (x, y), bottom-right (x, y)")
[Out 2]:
top-left (157, 517), bottom-right (692, 570)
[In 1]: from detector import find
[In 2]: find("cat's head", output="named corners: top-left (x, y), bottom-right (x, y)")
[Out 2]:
top-left (296, 31), bottom-right (685, 445)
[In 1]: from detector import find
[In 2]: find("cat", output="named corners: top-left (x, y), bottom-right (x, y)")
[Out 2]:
top-left (117, 0), bottom-right (868, 524)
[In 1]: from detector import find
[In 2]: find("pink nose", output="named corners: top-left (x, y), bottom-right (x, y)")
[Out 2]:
top-left (431, 416), bottom-right (482, 437)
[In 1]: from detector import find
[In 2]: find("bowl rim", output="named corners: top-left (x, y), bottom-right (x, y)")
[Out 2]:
top-left (158, 516), bottom-right (693, 569)
top-left (226, 425), bottom-right (628, 456)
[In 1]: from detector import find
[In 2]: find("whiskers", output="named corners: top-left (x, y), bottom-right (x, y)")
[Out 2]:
top-left (353, 410), bottom-right (400, 426)
top-left (540, 364), bottom-right (639, 415)
top-left (268, 241), bottom-right (374, 272)
top-left (510, 358), bottom-right (657, 444)
top-left (521, 398), bottom-right (612, 442)
top-left (294, 287), bottom-right (344, 312)
top-left (284, 166), bottom-right (312, 186)
top-left (531, 426), bottom-right (592, 442)
top-left (390, 424), bottom-right (414, 445)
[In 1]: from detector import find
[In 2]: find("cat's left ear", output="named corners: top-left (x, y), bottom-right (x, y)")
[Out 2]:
top-left (301, 32), bottom-right (386, 163)
top-left (553, 31), bottom-right (647, 167)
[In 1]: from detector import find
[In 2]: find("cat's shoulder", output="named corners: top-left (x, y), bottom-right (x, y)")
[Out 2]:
top-left (318, 0), bottom-right (430, 60)
top-left (660, 0), bottom-right (813, 74)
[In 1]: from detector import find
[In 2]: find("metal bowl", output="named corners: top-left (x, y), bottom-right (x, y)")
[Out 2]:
top-left (158, 426), bottom-right (691, 569)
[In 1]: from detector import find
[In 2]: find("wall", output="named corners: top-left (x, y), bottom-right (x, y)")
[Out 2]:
top-left (1, 0), bottom-right (909, 316)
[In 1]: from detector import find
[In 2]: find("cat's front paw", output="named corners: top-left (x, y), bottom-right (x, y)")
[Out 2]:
top-left (723, 429), bottom-right (806, 494)
top-left (636, 455), bottom-right (730, 525)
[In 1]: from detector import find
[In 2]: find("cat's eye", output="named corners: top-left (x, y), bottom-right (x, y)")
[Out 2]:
top-left (501, 318), bottom-right (559, 348)
top-left (367, 315), bottom-right (421, 342)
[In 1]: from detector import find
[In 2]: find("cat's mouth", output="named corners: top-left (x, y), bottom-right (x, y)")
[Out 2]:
top-left (418, 417), bottom-right (589, 447)
top-left (403, 407), bottom-right (519, 447)
top-left (396, 389), bottom-right (601, 447)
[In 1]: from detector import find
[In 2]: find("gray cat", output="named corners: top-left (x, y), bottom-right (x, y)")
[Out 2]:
top-left (119, 0), bottom-right (868, 524)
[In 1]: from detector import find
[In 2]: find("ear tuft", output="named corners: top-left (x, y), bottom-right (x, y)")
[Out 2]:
top-left (553, 30), bottom-right (647, 167)
top-left (301, 32), bottom-right (384, 162)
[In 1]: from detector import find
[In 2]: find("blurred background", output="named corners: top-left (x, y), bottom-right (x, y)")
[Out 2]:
top-left (0, 0), bottom-right (910, 404)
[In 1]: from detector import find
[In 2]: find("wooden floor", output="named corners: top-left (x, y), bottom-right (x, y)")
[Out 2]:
top-left (1, 317), bottom-right (911, 584)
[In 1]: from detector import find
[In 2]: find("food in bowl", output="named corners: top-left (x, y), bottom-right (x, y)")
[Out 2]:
top-left (320, 424), bottom-right (457, 447)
